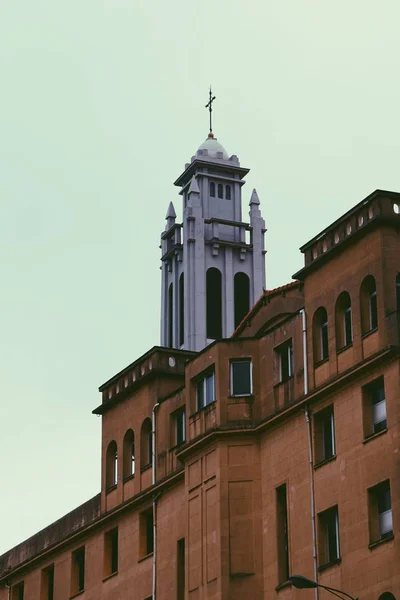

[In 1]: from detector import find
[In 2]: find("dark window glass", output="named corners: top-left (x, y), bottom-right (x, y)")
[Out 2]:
top-left (168, 283), bottom-right (174, 348)
top-left (276, 484), bottom-right (289, 583)
top-left (231, 360), bottom-right (252, 395)
top-left (234, 272), bottom-right (250, 329)
top-left (318, 506), bottom-right (340, 565)
top-left (225, 185), bottom-right (231, 200)
top-left (146, 511), bottom-right (154, 554)
top-left (396, 274), bottom-right (400, 311)
top-left (179, 273), bottom-right (184, 346)
top-left (175, 410), bottom-right (186, 445)
top-left (210, 182), bottom-right (215, 197)
top-left (344, 307), bottom-right (352, 346)
top-left (321, 320), bottom-right (329, 360)
top-left (111, 529), bottom-right (118, 573)
top-left (217, 183), bottom-right (223, 198)
top-left (177, 538), bottom-right (185, 600)
top-left (206, 268), bottom-right (222, 339)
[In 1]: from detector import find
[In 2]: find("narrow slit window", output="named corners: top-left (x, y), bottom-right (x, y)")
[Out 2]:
top-left (276, 484), bottom-right (290, 584)
top-left (225, 184), bottom-right (231, 200)
top-left (209, 181), bottom-right (215, 197)
top-left (217, 183), bottom-right (223, 198)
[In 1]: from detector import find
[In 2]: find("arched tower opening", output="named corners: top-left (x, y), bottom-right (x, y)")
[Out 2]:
top-left (206, 268), bottom-right (222, 339)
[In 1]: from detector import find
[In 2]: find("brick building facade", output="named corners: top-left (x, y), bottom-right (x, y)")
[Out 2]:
top-left (0, 138), bottom-right (399, 600)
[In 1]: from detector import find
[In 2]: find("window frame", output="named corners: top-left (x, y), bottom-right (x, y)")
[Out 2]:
top-left (362, 376), bottom-right (387, 439)
top-left (314, 405), bottom-right (336, 465)
top-left (230, 359), bottom-right (253, 397)
top-left (139, 507), bottom-right (154, 558)
top-left (71, 546), bottom-right (85, 596)
top-left (276, 340), bottom-right (294, 383)
top-left (318, 505), bottom-right (340, 567)
top-left (173, 407), bottom-right (186, 447)
top-left (368, 480), bottom-right (393, 544)
top-left (196, 369), bottom-right (216, 411)
top-left (343, 305), bottom-right (353, 346)
top-left (104, 527), bottom-right (119, 577)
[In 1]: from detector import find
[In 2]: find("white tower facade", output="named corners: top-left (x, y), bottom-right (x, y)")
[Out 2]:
top-left (160, 133), bottom-right (266, 352)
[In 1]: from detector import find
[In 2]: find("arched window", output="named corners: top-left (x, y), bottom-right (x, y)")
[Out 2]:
top-left (206, 268), bottom-right (222, 339)
top-left (335, 292), bottom-right (352, 349)
top-left (123, 429), bottom-right (135, 479)
top-left (360, 275), bottom-right (378, 334)
top-left (396, 273), bottom-right (400, 311)
top-left (106, 440), bottom-right (118, 489)
top-left (140, 418), bottom-right (152, 468)
top-left (209, 181), bottom-right (215, 197)
top-left (217, 183), bottom-right (223, 199)
top-left (225, 185), bottom-right (231, 200)
top-left (313, 307), bottom-right (329, 363)
top-left (179, 273), bottom-right (184, 347)
top-left (378, 593), bottom-right (396, 600)
top-left (168, 283), bottom-right (173, 348)
top-left (234, 272), bottom-right (250, 329)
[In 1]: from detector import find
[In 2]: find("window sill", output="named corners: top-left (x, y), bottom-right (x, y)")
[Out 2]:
top-left (274, 376), bottom-right (294, 388)
top-left (363, 428), bottom-right (388, 445)
top-left (138, 552), bottom-right (154, 564)
top-left (228, 394), bottom-right (254, 401)
top-left (106, 484), bottom-right (117, 494)
top-left (369, 532), bottom-right (394, 550)
top-left (361, 327), bottom-right (378, 339)
top-left (314, 454), bottom-right (337, 470)
top-left (190, 400), bottom-right (216, 418)
top-left (140, 464), bottom-right (152, 473)
top-left (123, 473), bottom-right (135, 483)
top-left (275, 580), bottom-right (293, 592)
top-left (70, 591), bottom-right (85, 599)
top-left (336, 343), bottom-right (353, 355)
top-left (102, 571), bottom-right (118, 583)
top-left (318, 557), bottom-right (341, 572)
top-left (170, 441), bottom-right (186, 451)
top-left (314, 357), bottom-right (329, 368)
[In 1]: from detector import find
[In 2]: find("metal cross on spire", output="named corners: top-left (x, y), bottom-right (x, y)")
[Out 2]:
top-left (205, 86), bottom-right (216, 134)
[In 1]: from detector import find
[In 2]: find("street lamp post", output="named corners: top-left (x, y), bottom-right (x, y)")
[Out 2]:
top-left (288, 575), bottom-right (358, 600)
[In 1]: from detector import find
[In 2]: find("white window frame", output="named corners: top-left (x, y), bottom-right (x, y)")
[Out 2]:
top-left (230, 359), bottom-right (253, 397)
top-left (322, 408), bottom-right (336, 460)
top-left (175, 409), bottom-right (186, 445)
top-left (320, 319), bottom-right (329, 361)
top-left (278, 341), bottom-right (293, 382)
top-left (369, 290), bottom-right (378, 330)
top-left (197, 371), bottom-right (215, 410)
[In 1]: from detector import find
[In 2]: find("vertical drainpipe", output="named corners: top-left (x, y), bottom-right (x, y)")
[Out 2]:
top-left (152, 402), bottom-right (160, 600)
top-left (300, 308), bottom-right (319, 600)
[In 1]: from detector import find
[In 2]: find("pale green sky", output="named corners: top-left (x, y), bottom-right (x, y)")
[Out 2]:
top-left (1, 0), bottom-right (400, 554)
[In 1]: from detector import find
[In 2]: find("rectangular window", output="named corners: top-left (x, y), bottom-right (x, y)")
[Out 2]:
top-left (314, 405), bottom-right (336, 464)
top-left (177, 538), bottom-right (185, 600)
top-left (344, 307), bottom-right (353, 345)
top-left (196, 370), bottom-right (215, 410)
top-left (12, 583), bottom-right (24, 600)
top-left (362, 377), bottom-right (387, 438)
top-left (140, 508), bottom-right (154, 557)
top-left (318, 506), bottom-right (340, 566)
top-left (41, 564), bottom-right (54, 600)
top-left (104, 528), bottom-right (118, 577)
top-left (230, 359), bottom-right (252, 396)
top-left (368, 480), bottom-right (393, 543)
top-left (276, 484), bottom-right (290, 584)
top-left (173, 408), bottom-right (186, 446)
top-left (276, 340), bottom-right (293, 383)
top-left (71, 547), bottom-right (85, 595)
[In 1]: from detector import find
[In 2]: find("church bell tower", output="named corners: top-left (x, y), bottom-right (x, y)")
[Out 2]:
top-left (160, 126), bottom-right (266, 352)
